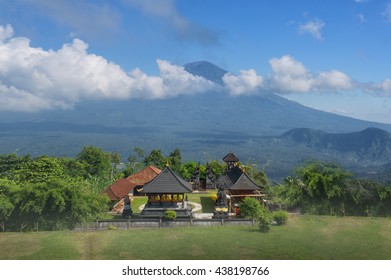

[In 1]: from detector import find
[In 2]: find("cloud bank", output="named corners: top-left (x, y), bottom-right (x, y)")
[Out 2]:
top-left (0, 25), bottom-right (216, 111)
top-left (269, 55), bottom-right (353, 93)
top-left (1, 24), bottom-right (390, 112)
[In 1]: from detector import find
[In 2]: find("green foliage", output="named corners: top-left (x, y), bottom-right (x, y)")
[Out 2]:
top-left (239, 197), bottom-right (264, 219)
top-left (273, 161), bottom-right (391, 217)
top-left (3, 177), bottom-right (108, 231)
top-left (258, 208), bottom-right (272, 232)
top-left (167, 148), bottom-right (182, 172)
top-left (179, 161), bottom-right (199, 180)
top-left (0, 154), bottom-right (31, 179)
top-left (0, 179), bottom-right (18, 231)
top-left (272, 210), bottom-right (289, 225)
top-left (77, 146), bottom-right (111, 178)
top-left (59, 158), bottom-right (88, 179)
top-left (163, 210), bottom-right (177, 220)
top-left (143, 149), bottom-right (166, 169)
top-left (13, 156), bottom-right (65, 183)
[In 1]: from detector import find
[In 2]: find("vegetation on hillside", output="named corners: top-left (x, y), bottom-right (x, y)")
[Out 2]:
top-left (1, 145), bottom-right (391, 232)
top-left (272, 161), bottom-right (391, 217)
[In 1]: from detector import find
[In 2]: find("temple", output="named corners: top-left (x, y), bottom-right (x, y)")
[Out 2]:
top-left (216, 152), bottom-right (264, 214)
top-left (140, 165), bottom-right (193, 218)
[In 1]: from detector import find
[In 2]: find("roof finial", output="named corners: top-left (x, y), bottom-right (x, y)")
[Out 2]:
top-left (165, 161), bottom-right (170, 167)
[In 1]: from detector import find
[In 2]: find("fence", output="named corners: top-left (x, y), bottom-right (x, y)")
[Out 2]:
top-left (74, 218), bottom-right (255, 231)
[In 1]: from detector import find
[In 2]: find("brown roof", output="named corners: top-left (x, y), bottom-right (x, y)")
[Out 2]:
top-left (102, 165), bottom-right (162, 201)
top-left (102, 179), bottom-right (137, 201)
top-left (223, 152), bottom-right (239, 162)
top-left (126, 165), bottom-right (162, 185)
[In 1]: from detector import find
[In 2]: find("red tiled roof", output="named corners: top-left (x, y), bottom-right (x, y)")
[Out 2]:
top-left (102, 165), bottom-right (162, 201)
top-left (102, 179), bottom-right (137, 201)
top-left (126, 165), bottom-right (162, 186)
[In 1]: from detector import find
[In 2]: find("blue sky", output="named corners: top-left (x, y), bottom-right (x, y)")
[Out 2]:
top-left (1, 0), bottom-right (391, 123)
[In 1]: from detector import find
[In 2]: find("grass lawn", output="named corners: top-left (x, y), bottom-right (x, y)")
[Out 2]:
top-left (2, 215), bottom-right (391, 260)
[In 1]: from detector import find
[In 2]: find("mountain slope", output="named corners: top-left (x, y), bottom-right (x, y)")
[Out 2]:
top-left (281, 127), bottom-right (391, 163)
top-left (0, 61), bottom-right (391, 180)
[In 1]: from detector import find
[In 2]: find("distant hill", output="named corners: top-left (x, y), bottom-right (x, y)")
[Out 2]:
top-left (0, 61), bottom-right (391, 180)
top-left (281, 127), bottom-right (391, 164)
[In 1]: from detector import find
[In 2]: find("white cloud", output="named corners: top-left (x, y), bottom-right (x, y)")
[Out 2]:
top-left (0, 24), bottom-right (13, 42)
top-left (0, 24), bottom-right (216, 112)
top-left (299, 19), bottom-right (325, 40)
top-left (269, 55), bottom-right (312, 92)
top-left (365, 79), bottom-right (391, 97)
top-left (156, 59), bottom-right (216, 97)
top-left (268, 55), bottom-right (353, 93)
top-left (222, 70), bottom-right (263, 95)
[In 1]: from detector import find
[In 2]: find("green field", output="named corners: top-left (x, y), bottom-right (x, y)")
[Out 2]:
top-left (1, 215), bottom-right (391, 260)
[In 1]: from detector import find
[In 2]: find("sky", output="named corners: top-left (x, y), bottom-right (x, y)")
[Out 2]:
top-left (1, 0), bottom-right (391, 123)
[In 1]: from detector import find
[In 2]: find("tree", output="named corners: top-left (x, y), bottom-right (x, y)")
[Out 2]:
top-left (77, 146), bottom-right (111, 178)
top-left (143, 149), bottom-right (166, 169)
top-left (180, 161), bottom-right (199, 180)
top-left (0, 154), bottom-right (31, 179)
top-left (109, 152), bottom-right (121, 181)
top-left (13, 156), bottom-right (64, 183)
top-left (59, 157), bottom-right (88, 179)
top-left (126, 147), bottom-right (145, 176)
top-left (0, 179), bottom-right (18, 232)
top-left (12, 177), bottom-right (108, 231)
top-left (296, 161), bottom-right (351, 215)
top-left (167, 148), bottom-right (182, 172)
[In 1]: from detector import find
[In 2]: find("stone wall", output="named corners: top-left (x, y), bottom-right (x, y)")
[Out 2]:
top-left (74, 218), bottom-right (254, 231)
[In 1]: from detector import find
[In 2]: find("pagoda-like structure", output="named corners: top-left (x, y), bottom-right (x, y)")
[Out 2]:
top-left (140, 166), bottom-right (193, 218)
top-left (216, 152), bottom-right (264, 214)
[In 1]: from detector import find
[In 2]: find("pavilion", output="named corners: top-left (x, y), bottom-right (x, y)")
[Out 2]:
top-left (217, 152), bottom-right (265, 214)
top-left (140, 165), bottom-right (193, 218)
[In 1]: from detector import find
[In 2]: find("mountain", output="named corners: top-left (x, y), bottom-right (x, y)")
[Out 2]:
top-left (281, 127), bottom-right (391, 164)
top-left (184, 61), bottom-right (228, 85)
top-left (0, 61), bottom-right (391, 179)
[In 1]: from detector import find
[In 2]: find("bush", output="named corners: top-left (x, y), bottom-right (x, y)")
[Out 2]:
top-left (272, 210), bottom-right (289, 225)
top-left (259, 208), bottom-right (272, 233)
top-left (239, 197), bottom-right (263, 219)
top-left (163, 210), bottom-right (177, 220)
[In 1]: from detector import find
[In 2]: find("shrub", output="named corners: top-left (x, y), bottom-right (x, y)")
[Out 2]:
top-left (163, 210), bottom-right (177, 220)
top-left (239, 197), bottom-right (263, 219)
top-left (259, 208), bottom-right (272, 233)
top-left (272, 210), bottom-right (289, 225)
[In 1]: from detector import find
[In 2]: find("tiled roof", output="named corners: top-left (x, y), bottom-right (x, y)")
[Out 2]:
top-left (231, 173), bottom-right (261, 190)
top-left (102, 165), bottom-right (162, 201)
top-left (140, 166), bottom-right (192, 194)
top-left (217, 166), bottom-right (260, 190)
top-left (102, 179), bottom-right (137, 201)
top-left (223, 152), bottom-right (239, 162)
top-left (217, 166), bottom-right (242, 189)
top-left (126, 165), bottom-right (162, 185)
